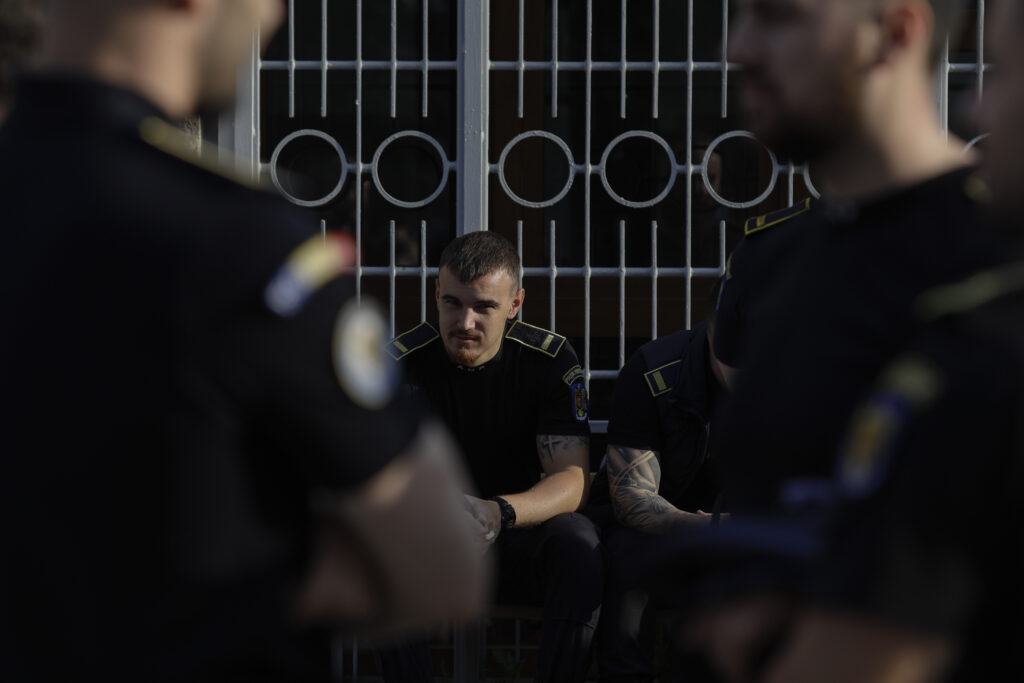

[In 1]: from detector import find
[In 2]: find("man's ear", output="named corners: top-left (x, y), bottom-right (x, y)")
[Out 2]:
top-left (874, 1), bottom-right (933, 69)
top-left (508, 288), bottom-right (525, 320)
top-left (434, 278), bottom-right (441, 308)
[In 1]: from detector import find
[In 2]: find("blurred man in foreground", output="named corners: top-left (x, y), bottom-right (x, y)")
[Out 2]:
top-left (0, 1), bottom-right (487, 681)
top-left (687, 2), bottom-right (1024, 681)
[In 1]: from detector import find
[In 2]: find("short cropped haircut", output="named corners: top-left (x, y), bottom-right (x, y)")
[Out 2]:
top-left (0, 0), bottom-right (42, 105)
top-left (439, 231), bottom-right (520, 287)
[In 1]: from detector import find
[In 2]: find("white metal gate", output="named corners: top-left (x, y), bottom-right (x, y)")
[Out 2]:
top-left (220, 0), bottom-right (990, 440)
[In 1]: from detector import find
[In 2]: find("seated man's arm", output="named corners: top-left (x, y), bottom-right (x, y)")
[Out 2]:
top-left (465, 434), bottom-right (589, 539)
top-left (606, 444), bottom-right (711, 533)
top-left (294, 419), bottom-right (491, 635)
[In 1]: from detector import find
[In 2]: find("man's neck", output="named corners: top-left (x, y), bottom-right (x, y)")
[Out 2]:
top-left (814, 81), bottom-right (974, 203)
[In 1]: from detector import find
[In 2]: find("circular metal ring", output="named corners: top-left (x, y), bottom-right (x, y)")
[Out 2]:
top-left (701, 131), bottom-right (778, 209)
top-left (270, 129), bottom-right (349, 208)
top-left (801, 164), bottom-right (821, 199)
top-left (599, 130), bottom-right (678, 208)
top-left (371, 131), bottom-right (451, 209)
top-left (963, 133), bottom-right (989, 154)
top-left (497, 131), bottom-right (576, 209)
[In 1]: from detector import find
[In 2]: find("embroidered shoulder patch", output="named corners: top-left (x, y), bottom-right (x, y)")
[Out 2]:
top-left (265, 233), bottom-right (357, 316)
top-left (505, 320), bottom-right (567, 358)
top-left (562, 364), bottom-right (584, 386)
top-left (743, 198), bottom-right (812, 236)
top-left (386, 321), bottom-right (440, 360)
top-left (837, 355), bottom-right (945, 498)
top-left (571, 381), bottom-right (589, 422)
top-left (333, 300), bottom-right (400, 410)
top-left (643, 360), bottom-right (682, 397)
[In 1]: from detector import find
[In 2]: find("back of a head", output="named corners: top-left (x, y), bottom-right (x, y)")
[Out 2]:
top-left (439, 231), bottom-right (520, 285)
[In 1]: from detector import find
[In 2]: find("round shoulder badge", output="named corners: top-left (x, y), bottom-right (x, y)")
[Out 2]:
top-left (333, 300), bottom-right (400, 410)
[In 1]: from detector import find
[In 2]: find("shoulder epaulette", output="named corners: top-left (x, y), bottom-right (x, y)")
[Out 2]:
top-left (915, 262), bottom-right (1024, 322)
top-left (386, 322), bottom-right (440, 360)
top-left (643, 360), bottom-right (681, 397)
top-left (743, 198), bottom-right (812, 236)
top-left (504, 321), bottom-right (566, 358)
top-left (139, 117), bottom-right (262, 190)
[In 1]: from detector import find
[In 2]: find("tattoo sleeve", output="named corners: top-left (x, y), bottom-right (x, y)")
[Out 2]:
top-left (606, 445), bottom-right (685, 533)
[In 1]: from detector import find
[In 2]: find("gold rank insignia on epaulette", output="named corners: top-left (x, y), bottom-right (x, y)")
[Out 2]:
top-left (505, 321), bottom-right (566, 358)
top-left (264, 233), bottom-right (357, 316)
top-left (743, 197), bottom-right (812, 236)
top-left (386, 321), bottom-right (440, 360)
top-left (914, 261), bottom-right (1024, 323)
top-left (139, 117), bottom-right (263, 190)
top-left (643, 360), bottom-right (682, 397)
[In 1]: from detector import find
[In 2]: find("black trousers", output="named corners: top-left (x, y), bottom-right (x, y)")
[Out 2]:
top-left (595, 525), bottom-right (720, 683)
top-left (376, 512), bottom-right (605, 683)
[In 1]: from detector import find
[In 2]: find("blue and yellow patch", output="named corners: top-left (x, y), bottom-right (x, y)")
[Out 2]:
top-left (265, 233), bottom-right (357, 316)
top-left (505, 320), bottom-right (566, 358)
top-left (643, 360), bottom-right (682, 397)
top-left (837, 355), bottom-right (945, 498)
top-left (386, 321), bottom-right (440, 360)
top-left (571, 381), bottom-right (589, 422)
top-left (743, 198), bottom-right (812, 237)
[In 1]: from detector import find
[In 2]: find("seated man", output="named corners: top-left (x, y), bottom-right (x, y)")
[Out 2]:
top-left (380, 230), bottom-right (604, 683)
top-left (587, 287), bottom-right (729, 683)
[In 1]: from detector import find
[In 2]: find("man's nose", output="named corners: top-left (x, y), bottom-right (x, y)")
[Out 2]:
top-left (455, 307), bottom-right (476, 330)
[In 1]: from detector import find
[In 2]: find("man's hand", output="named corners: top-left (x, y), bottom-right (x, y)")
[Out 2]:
top-left (464, 495), bottom-right (501, 546)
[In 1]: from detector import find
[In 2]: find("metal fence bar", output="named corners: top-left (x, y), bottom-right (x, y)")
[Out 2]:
top-left (458, 0), bottom-right (488, 234)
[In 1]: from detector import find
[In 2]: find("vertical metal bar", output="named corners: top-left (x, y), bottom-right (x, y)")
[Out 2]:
top-left (584, 0), bottom-right (593, 383)
top-left (223, 36), bottom-right (260, 179)
top-left (321, 219), bottom-right (327, 241)
top-left (684, 0), bottom-right (694, 330)
top-left (937, 33), bottom-right (950, 138)
top-left (458, 0), bottom-right (489, 235)
top-left (518, 0), bottom-right (525, 118)
top-left (549, 221), bottom-right (557, 331)
top-left (652, 0), bottom-right (660, 119)
top-left (423, 0), bottom-right (430, 118)
top-left (517, 221), bottom-right (524, 321)
top-left (618, 221), bottom-right (626, 368)
top-left (551, 0), bottom-right (559, 118)
top-left (721, 0), bottom-right (729, 118)
top-left (288, 0), bottom-right (296, 118)
top-left (976, 0), bottom-right (985, 101)
top-left (420, 220), bottom-right (428, 321)
top-left (390, 0), bottom-right (398, 118)
top-left (321, 0), bottom-right (328, 117)
top-left (619, 0), bottom-right (627, 119)
top-left (650, 221), bottom-right (658, 340)
top-left (355, 0), bottom-right (364, 302)
top-left (389, 220), bottom-right (397, 336)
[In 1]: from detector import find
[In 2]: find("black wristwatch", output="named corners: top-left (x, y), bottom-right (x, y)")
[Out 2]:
top-left (490, 496), bottom-right (517, 529)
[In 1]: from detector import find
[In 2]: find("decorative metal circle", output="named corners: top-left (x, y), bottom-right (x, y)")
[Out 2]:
top-left (963, 133), bottom-right (989, 154)
top-left (599, 131), bottom-right (678, 208)
top-left (497, 131), bottom-right (576, 209)
top-left (801, 165), bottom-right (821, 199)
top-left (371, 131), bottom-right (451, 209)
top-left (701, 131), bottom-right (778, 209)
top-left (270, 129), bottom-right (349, 208)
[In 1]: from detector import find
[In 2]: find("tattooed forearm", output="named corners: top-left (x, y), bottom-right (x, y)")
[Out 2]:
top-left (606, 445), bottom-right (696, 533)
top-left (536, 434), bottom-right (589, 463)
